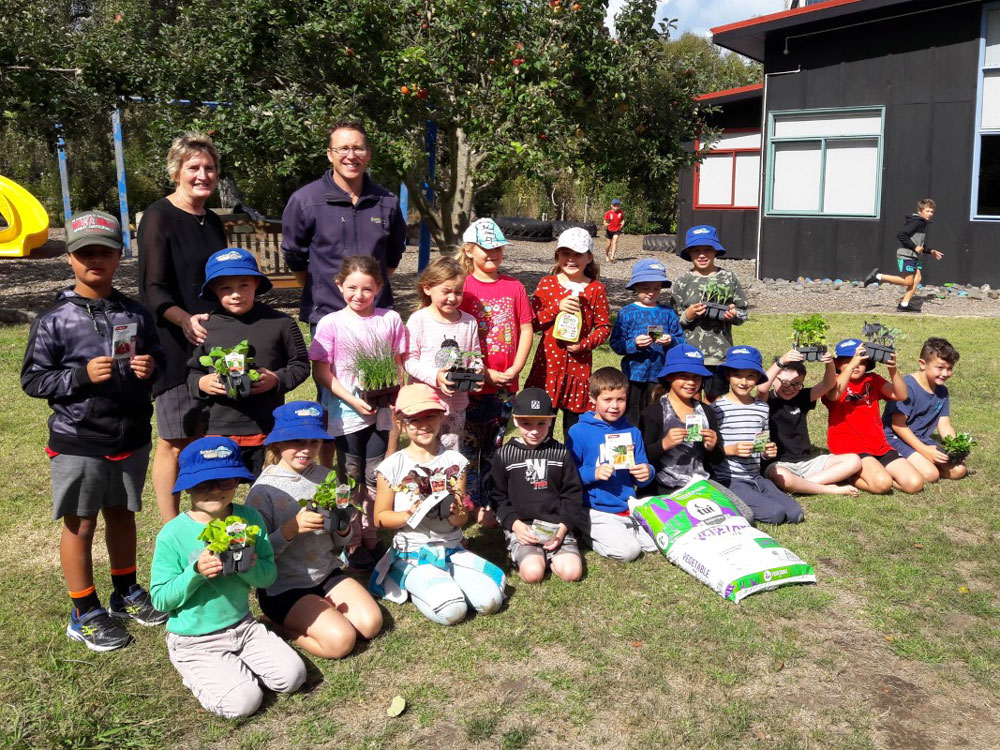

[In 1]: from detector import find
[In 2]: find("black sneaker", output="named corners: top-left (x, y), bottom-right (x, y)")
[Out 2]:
top-left (896, 304), bottom-right (918, 313)
top-left (863, 268), bottom-right (880, 287)
top-left (110, 585), bottom-right (169, 626)
top-left (67, 607), bottom-right (133, 652)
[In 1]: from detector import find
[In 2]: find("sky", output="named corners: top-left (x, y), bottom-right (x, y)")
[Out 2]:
top-left (606, 0), bottom-right (787, 38)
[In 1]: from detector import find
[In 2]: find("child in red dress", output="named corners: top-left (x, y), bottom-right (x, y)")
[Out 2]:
top-left (525, 228), bottom-right (611, 435)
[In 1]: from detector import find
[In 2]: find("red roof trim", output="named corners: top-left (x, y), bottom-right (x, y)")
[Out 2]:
top-left (710, 0), bottom-right (866, 35)
top-left (695, 83), bottom-right (764, 101)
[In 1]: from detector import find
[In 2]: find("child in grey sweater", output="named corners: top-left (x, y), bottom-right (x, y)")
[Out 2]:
top-left (246, 401), bottom-right (383, 659)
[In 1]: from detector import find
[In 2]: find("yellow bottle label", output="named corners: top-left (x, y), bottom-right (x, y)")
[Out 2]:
top-left (553, 310), bottom-right (582, 343)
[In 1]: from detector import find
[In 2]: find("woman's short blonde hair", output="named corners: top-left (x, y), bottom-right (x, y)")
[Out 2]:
top-left (166, 132), bottom-right (220, 183)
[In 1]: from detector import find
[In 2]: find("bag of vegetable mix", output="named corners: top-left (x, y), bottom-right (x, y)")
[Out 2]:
top-left (631, 480), bottom-right (816, 603)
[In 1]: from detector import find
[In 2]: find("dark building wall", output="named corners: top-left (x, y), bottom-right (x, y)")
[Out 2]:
top-left (677, 97), bottom-right (762, 260)
top-left (759, 0), bottom-right (992, 284)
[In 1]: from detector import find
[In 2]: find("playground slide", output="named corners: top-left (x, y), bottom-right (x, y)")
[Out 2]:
top-left (0, 176), bottom-right (50, 257)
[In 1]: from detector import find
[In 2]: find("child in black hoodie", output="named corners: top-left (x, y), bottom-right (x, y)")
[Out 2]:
top-left (188, 248), bottom-right (309, 475)
top-left (864, 198), bottom-right (944, 312)
top-left (490, 388), bottom-right (586, 583)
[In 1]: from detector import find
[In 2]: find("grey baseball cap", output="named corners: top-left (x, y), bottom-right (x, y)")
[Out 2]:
top-left (65, 210), bottom-right (123, 254)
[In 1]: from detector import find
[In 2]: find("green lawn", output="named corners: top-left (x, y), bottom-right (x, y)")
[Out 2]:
top-left (1, 314), bottom-right (998, 749)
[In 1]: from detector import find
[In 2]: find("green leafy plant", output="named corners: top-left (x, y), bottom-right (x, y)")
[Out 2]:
top-left (861, 322), bottom-right (903, 348)
top-left (198, 515), bottom-right (261, 553)
top-left (199, 340), bottom-right (261, 398)
top-left (942, 433), bottom-right (977, 460)
top-left (792, 314), bottom-right (829, 347)
top-left (346, 338), bottom-right (399, 392)
top-left (700, 279), bottom-right (733, 305)
top-left (457, 350), bottom-right (484, 372)
top-left (299, 470), bottom-right (358, 510)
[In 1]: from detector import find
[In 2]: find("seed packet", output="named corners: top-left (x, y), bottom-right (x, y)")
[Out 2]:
top-left (753, 430), bottom-right (769, 455)
top-left (530, 519), bottom-right (561, 542)
top-left (112, 323), bottom-right (137, 360)
top-left (647, 324), bottom-right (664, 340)
top-left (603, 432), bottom-right (635, 469)
top-left (225, 351), bottom-right (246, 376)
top-left (685, 414), bottom-right (703, 442)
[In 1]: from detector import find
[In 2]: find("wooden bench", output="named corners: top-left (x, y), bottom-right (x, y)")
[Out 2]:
top-left (219, 213), bottom-right (301, 289)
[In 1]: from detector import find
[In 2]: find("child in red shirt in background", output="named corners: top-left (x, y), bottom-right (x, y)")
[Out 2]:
top-left (603, 198), bottom-right (624, 263)
top-left (823, 338), bottom-right (924, 495)
top-left (456, 219), bottom-right (534, 526)
top-left (525, 227), bottom-right (611, 436)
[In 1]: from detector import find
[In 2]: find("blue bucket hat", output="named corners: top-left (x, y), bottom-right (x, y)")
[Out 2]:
top-left (200, 247), bottom-right (273, 301)
top-left (657, 344), bottom-right (713, 379)
top-left (719, 345), bottom-right (767, 383)
top-left (834, 338), bottom-right (865, 358)
top-left (679, 225), bottom-right (726, 261)
top-left (265, 401), bottom-right (334, 445)
top-left (174, 436), bottom-right (254, 494)
top-left (627, 258), bottom-right (671, 289)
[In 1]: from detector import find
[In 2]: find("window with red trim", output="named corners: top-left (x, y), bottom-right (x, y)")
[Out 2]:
top-left (694, 130), bottom-right (761, 210)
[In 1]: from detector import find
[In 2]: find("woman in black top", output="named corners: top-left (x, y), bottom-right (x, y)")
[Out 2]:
top-left (138, 132), bottom-right (227, 522)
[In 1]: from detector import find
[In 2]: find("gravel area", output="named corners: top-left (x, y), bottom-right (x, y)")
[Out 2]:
top-left (3, 231), bottom-right (999, 323)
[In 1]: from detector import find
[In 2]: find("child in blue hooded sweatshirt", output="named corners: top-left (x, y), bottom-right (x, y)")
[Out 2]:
top-left (567, 367), bottom-right (655, 562)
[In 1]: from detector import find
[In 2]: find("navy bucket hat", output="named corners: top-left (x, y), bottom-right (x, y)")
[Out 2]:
top-left (174, 436), bottom-right (254, 494)
top-left (200, 247), bottom-right (273, 301)
top-left (718, 345), bottom-right (767, 384)
top-left (679, 225), bottom-right (726, 261)
top-left (265, 401), bottom-right (334, 445)
top-left (657, 344), bottom-right (713, 379)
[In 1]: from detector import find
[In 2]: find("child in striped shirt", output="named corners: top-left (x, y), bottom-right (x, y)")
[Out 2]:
top-left (709, 346), bottom-right (804, 525)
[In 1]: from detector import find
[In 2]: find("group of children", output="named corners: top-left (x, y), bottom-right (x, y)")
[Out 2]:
top-left (22, 210), bottom-right (969, 719)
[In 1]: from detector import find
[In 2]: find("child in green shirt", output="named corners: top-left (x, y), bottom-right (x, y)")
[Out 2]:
top-left (150, 436), bottom-right (305, 718)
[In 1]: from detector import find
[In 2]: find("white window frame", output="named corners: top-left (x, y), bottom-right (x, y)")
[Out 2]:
top-left (971, 2), bottom-right (1000, 220)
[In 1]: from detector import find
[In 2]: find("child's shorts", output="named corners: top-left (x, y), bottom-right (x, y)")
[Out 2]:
top-left (505, 530), bottom-right (580, 566)
top-left (50, 445), bottom-right (151, 520)
top-left (896, 255), bottom-right (922, 275)
top-left (767, 453), bottom-right (831, 479)
top-left (859, 449), bottom-right (902, 468)
top-left (256, 568), bottom-right (348, 625)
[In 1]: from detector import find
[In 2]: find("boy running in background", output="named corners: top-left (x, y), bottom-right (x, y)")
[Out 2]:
top-left (864, 199), bottom-right (943, 312)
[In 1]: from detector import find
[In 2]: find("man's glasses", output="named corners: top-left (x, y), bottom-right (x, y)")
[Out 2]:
top-left (192, 477), bottom-right (241, 492)
top-left (776, 379), bottom-right (804, 391)
top-left (328, 146), bottom-right (370, 156)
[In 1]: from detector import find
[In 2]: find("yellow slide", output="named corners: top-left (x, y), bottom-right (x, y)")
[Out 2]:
top-left (0, 176), bottom-right (50, 257)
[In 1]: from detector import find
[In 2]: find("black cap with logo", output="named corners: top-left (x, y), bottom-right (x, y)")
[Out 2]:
top-left (511, 387), bottom-right (555, 418)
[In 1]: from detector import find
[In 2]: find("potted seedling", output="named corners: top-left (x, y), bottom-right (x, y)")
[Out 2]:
top-left (298, 470), bottom-right (358, 533)
top-left (434, 338), bottom-right (485, 393)
top-left (941, 433), bottom-right (976, 463)
top-left (347, 338), bottom-right (400, 408)
top-left (860, 321), bottom-right (903, 364)
top-left (199, 339), bottom-right (260, 399)
top-left (198, 515), bottom-right (261, 575)
top-left (700, 279), bottom-right (733, 321)
top-left (791, 314), bottom-right (829, 361)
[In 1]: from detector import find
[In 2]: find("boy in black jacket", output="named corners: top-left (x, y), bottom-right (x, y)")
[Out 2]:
top-left (864, 198), bottom-right (944, 312)
top-left (490, 388), bottom-right (585, 583)
top-left (22, 211), bottom-right (167, 651)
top-left (188, 248), bottom-right (309, 476)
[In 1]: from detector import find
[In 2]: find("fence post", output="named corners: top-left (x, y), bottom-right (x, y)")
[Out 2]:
top-left (111, 106), bottom-right (132, 256)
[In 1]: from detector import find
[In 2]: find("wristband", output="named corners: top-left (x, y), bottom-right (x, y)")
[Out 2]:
top-left (774, 357), bottom-right (786, 369)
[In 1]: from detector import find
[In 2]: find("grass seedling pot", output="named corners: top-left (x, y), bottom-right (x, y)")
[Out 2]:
top-left (359, 384), bottom-right (400, 408)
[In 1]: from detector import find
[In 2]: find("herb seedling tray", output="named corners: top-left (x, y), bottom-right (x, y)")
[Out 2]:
top-left (864, 343), bottom-right (895, 364)
top-left (794, 345), bottom-right (827, 362)
top-left (703, 302), bottom-right (730, 321)
top-left (359, 384), bottom-right (400, 408)
top-left (447, 369), bottom-right (484, 392)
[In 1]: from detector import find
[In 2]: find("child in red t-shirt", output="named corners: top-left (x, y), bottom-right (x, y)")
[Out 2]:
top-left (603, 198), bottom-right (624, 262)
top-left (823, 338), bottom-right (924, 495)
top-left (456, 219), bottom-right (535, 526)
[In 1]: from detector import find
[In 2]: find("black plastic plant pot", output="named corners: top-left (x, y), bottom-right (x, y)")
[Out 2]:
top-left (359, 385), bottom-right (400, 408)
top-left (946, 449), bottom-right (970, 463)
top-left (218, 546), bottom-right (254, 576)
top-left (703, 302), bottom-right (730, 321)
top-left (795, 345), bottom-right (827, 362)
top-left (864, 343), bottom-right (895, 364)
top-left (307, 504), bottom-right (334, 533)
top-left (448, 370), bottom-right (484, 392)
top-left (224, 374), bottom-right (253, 399)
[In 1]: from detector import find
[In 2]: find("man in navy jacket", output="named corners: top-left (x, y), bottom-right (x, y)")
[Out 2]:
top-left (281, 122), bottom-right (406, 325)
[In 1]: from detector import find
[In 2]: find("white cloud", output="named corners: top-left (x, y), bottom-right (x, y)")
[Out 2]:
top-left (606, 0), bottom-right (786, 37)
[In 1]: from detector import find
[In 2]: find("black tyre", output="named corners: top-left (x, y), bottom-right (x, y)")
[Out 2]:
top-left (495, 217), bottom-right (553, 242)
top-left (551, 220), bottom-right (598, 237)
top-left (642, 234), bottom-right (677, 253)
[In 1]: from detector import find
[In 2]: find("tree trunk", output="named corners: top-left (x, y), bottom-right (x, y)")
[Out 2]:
top-left (403, 124), bottom-right (479, 256)
top-left (217, 175), bottom-right (242, 209)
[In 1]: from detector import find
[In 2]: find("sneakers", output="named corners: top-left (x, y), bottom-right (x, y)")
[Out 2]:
top-left (863, 268), bottom-right (880, 286)
top-left (110, 585), bottom-right (169, 626)
top-left (896, 304), bottom-right (918, 313)
top-left (67, 607), bottom-right (133, 652)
